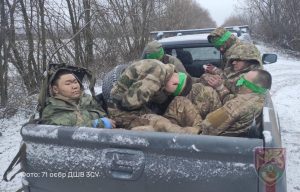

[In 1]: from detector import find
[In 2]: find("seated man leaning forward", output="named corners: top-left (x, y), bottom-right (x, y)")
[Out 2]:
top-left (137, 69), bottom-right (272, 137)
top-left (41, 69), bottom-right (115, 128)
top-left (109, 59), bottom-right (193, 128)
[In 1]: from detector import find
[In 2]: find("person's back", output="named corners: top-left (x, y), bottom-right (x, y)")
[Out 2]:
top-left (162, 54), bottom-right (187, 73)
top-left (186, 83), bottom-right (222, 118)
top-left (111, 59), bottom-right (192, 111)
top-left (111, 59), bottom-right (173, 110)
top-left (109, 59), bottom-right (193, 129)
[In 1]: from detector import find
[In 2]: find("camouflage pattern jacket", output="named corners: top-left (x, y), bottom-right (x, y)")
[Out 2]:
top-left (186, 83), bottom-right (222, 118)
top-left (199, 63), bottom-right (263, 102)
top-left (222, 39), bottom-right (242, 68)
top-left (199, 42), bottom-right (263, 101)
top-left (41, 94), bottom-right (107, 127)
top-left (221, 64), bottom-right (263, 95)
top-left (111, 59), bottom-right (175, 111)
top-left (208, 26), bottom-right (242, 69)
top-left (162, 54), bottom-right (187, 73)
top-left (200, 93), bottom-right (265, 137)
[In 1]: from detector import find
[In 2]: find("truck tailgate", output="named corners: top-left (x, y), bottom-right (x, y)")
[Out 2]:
top-left (21, 124), bottom-right (263, 192)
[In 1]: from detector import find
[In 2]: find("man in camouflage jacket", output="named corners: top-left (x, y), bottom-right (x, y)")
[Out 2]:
top-left (158, 69), bottom-right (271, 136)
top-left (207, 27), bottom-right (242, 68)
top-left (110, 59), bottom-right (192, 128)
top-left (128, 83), bottom-right (222, 134)
top-left (42, 69), bottom-right (115, 128)
top-left (142, 40), bottom-right (187, 73)
top-left (200, 42), bottom-right (263, 102)
top-left (200, 69), bottom-right (271, 136)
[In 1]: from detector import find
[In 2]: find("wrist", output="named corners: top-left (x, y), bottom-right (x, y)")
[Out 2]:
top-left (216, 84), bottom-right (224, 91)
top-left (214, 68), bottom-right (221, 74)
top-left (92, 119), bottom-right (99, 128)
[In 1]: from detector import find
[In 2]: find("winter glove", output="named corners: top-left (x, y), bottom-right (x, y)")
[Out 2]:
top-left (92, 117), bottom-right (113, 129)
top-left (101, 117), bottom-right (113, 129)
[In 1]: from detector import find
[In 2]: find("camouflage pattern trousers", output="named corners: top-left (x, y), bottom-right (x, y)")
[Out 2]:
top-left (108, 97), bottom-right (202, 134)
top-left (109, 84), bottom-right (221, 134)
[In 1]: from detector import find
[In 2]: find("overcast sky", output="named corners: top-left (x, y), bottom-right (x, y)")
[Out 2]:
top-left (195, 0), bottom-right (239, 26)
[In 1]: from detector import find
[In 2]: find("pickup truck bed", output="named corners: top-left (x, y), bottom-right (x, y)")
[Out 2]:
top-left (22, 124), bottom-right (262, 192)
top-left (19, 93), bottom-right (287, 192)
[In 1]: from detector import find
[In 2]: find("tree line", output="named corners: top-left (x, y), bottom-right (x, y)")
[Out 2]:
top-left (2, 0), bottom-right (299, 112)
top-left (223, 0), bottom-right (300, 53)
top-left (0, 0), bottom-right (216, 109)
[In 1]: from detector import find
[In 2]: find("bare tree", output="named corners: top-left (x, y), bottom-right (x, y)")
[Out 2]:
top-left (65, 0), bottom-right (84, 66)
top-left (89, 0), bottom-right (156, 73)
top-left (280, 0), bottom-right (300, 50)
top-left (0, 0), bottom-right (224, 110)
top-left (160, 0), bottom-right (216, 30)
top-left (83, 0), bottom-right (94, 68)
top-left (237, 0), bottom-right (300, 51)
top-left (38, 0), bottom-right (47, 72)
top-left (222, 15), bottom-right (244, 26)
top-left (0, 0), bottom-right (9, 106)
top-left (105, 0), bottom-right (154, 60)
top-left (44, 1), bottom-right (75, 64)
top-left (6, 0), bottom-right (39, 95)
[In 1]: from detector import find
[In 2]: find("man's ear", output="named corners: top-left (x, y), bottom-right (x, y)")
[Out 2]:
top-left (52, 85), bottom-right (59, 94)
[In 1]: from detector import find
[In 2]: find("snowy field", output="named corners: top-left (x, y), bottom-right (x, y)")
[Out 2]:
top-left (0, 43), bottom-right (300, 191)
top-left (258, 43), bottom-right (300, 192)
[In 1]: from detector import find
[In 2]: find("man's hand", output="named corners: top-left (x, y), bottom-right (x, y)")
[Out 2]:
top-left (109, 119), bottom-right (116, 128)
top-left (207, 75), bottom-right (224, 90)
top-left (203, 64), bottom-right (218, 74)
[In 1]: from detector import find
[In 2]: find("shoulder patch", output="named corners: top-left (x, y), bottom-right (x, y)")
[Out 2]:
top-left (206, 108), bottom-right (229, 128)
top-left (224, 101), bottom-right (237, 114)
top-left (223, 96), bottom-right (245, 114)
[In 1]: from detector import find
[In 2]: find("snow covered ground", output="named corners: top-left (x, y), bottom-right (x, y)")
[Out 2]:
top-left (0, 113), bottom-right (27, 191)
top-left (0, 43), bottom-right (300, 191)
top-left (258, 43), bottom-right (300, 192)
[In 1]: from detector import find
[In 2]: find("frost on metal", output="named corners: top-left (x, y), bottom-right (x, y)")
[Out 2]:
top-left (25, 142), bottom-right (145, 180)
top-left (71, 128), bottom-right (150, 147)
top-left (26, 142), bottom-right (106, 176)
top-left (26, 141), bottom-right (255, 183)
top-left (263, 130), bottom-right (272, 143)
top-left (22, 125), bottom-right (58, 139)
top-left (146, 154), bottom-right (255, 183)
top-left (72, 127), bottom-right (100, 142)
top-left (110, 134), bottom-right (149, 147)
